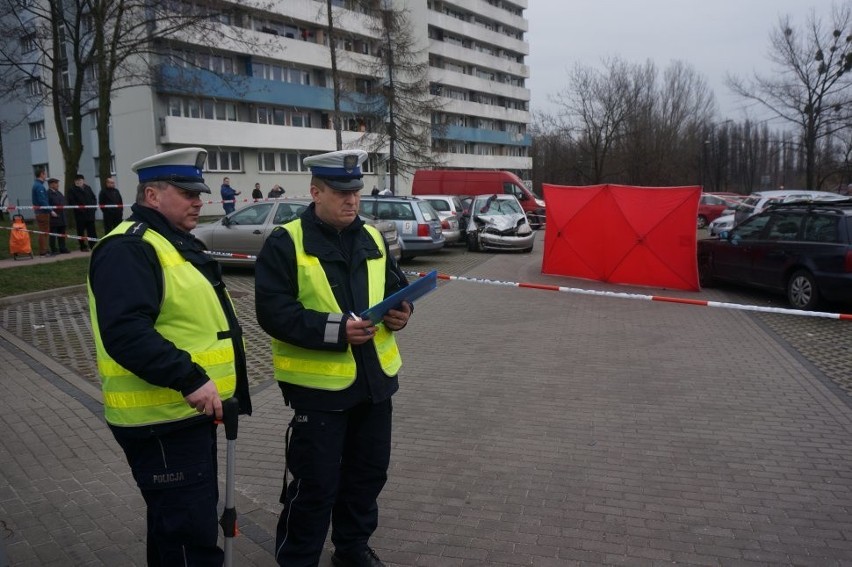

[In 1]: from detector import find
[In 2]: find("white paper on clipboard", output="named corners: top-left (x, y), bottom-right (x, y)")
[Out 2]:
top-left (359, 270), bottom-right (438, 322)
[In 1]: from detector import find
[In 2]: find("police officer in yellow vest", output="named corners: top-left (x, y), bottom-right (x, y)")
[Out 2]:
top-left (87, 147), bottom-right (251, 566)
top-left (255, 149), bottom-right (411, 567)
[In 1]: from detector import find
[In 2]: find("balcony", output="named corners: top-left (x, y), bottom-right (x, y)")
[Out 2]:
top-left (434, 125), bottom-right (531, 147)
top-left (159, 115), bottom-right (370, 151)
top-left (439, 153), bottom-right (532, 170)
top-left (156, 65), bottom-right (377, 112)
top-left (429, 41), bottom-right (528, 80)
top-left (439, 98), bottom-right (529, 124)
top-left (429, 12), bottom-right (528, 56)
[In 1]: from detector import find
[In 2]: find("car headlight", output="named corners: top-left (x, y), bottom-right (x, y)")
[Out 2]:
top-left (535, 199), bottom-right (545, 207)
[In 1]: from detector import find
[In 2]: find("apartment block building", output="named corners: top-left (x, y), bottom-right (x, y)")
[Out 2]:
top-left (1, 0), bottom-right (531, 215)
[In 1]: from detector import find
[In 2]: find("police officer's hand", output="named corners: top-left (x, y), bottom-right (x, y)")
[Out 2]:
top-left (383, 301), bottom-right (411, 331)
top-left (184, 381), bottom-right (223, 420)
top-left (346, 317), bottom-right (378, 345)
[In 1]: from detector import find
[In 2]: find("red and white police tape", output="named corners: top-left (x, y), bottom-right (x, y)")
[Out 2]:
top-left (206, 250), bottom-right (852, 322)
top-left (401, 270), bottom-right (852, 321)
top-left (5, 236), bottom-right (848, 321)
top-left (0, 226), bottom-right (99, 245)
top-left (6, 196), bottom-right (293, 212)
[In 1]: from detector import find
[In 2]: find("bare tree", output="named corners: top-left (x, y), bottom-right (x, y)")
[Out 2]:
top-left (546, 58), bottom-right (714, 186)
top-left (728, 4), bottom-right (852, 189)
top-left (550, 58), bottom-right (638, 184)
top-left (350, 1), bottom-right (444, 193)
top-left (0, 0), bottom-right (270, 185)
top-left (322, 0), bottom-right (344, 149)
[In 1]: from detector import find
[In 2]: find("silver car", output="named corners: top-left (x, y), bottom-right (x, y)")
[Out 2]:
top-left (359, 196), bottom-right (445, 260)
top-left (192, 199), bottom-right (401, 265)
top-left (416, 195), bottom-right (464, 244)
top-left (465, 194), bottom-right (535, 253)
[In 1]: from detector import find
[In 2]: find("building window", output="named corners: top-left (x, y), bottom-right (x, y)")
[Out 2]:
top-left (257, 106), bottom-right (270, 124)
top-left (202, 100), bottom-right (215, 120)
top-left (280, 151), bottom-right (314, 172)
top-left (272, 108), bottom-right (286, 126)
top-left (94, 155), bottom-right (116, 176)
top-left (26, 78), bottom-right (42, 96)
top-left (258, 151), bottom-right (276, 172)
top-left (169, 97), bottom-right (182, 116)
top-left (206, 150), bottom-right (241, 172)
top-left (187, 99), bottom-right (200, 118)
top-left (29, 121), bottom-right (45, 140)
top-left (20, 33), bottom-right (36, 53)
top-left (291, 112), bottom-right (310, 128)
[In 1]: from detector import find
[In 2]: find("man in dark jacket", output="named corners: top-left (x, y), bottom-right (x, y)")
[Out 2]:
top-left (68, 174), bottom-right (98, 250)
top-left (256, 149), bottom-right (411, 567)
top-left (98, 175), bottom-right (124, 234)
top-left (88, 148), bottom-right (251, 565)
top-left (46, 178), bottom-right (70, 254)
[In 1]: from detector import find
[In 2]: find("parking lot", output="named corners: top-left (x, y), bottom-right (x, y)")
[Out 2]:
top-left (2, 232), bottom-right (850, 400)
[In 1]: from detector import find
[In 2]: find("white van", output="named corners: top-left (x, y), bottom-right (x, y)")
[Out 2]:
top-left (709, 189), bottom-right (844, 235)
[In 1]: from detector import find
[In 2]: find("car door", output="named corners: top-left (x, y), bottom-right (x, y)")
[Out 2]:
top-left (218, 203), bottom-right (275, 255)
top-left (749, 211), bottom-right (805, 289)
top-left (712, 213), bottom-right (771, 282)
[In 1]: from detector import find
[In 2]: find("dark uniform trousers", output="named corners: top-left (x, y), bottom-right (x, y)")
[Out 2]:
top-left (275, 399), bottom-right (393, 567)
top-left (114, 421), bottom-right (224, 566)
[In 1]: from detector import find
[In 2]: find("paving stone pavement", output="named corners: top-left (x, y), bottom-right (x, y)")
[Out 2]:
top-left (2, 232), bottom-right (852, 565)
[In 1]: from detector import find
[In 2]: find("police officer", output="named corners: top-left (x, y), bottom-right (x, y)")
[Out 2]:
top-left (87, 147), bottom-right (251, 566)
top-left (255, 149), bottom-right (412, 567)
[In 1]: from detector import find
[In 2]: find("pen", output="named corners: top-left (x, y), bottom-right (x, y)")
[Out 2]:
top-left (348, 311), bottom-right (362, 321)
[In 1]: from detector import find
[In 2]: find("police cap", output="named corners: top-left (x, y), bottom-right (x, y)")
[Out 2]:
top-left (131, 147), bottom-right (211, 194)
top-left (303, 150), bottom-right (368, 191)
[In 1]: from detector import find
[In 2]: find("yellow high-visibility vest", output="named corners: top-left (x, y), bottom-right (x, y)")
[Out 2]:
top-left (272, 220), bottom-right (402, 390)
top-left (87, 221), bottom-right (237, 426)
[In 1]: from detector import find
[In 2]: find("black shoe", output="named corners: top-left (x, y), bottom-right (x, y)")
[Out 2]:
top-left (59, 249), bottom-right (71, 254)
top-left (331, 547), bottom-right (385, 567)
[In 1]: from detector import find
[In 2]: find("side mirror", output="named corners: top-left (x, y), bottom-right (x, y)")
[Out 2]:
top-left (517, 193), bottom-right (528, 201)
top-left (222, 216), bottom-right (231, 227)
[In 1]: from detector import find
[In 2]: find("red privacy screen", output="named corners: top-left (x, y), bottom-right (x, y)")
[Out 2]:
top-left (542, 184), bottom-right (700, 292)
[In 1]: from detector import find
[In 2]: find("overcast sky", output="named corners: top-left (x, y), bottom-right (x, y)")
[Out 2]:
top-left (526, 1), bottom-right (845, 120)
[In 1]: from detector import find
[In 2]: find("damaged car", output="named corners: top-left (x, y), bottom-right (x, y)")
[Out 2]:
top-left (464, 194), bottom-right (535, 253)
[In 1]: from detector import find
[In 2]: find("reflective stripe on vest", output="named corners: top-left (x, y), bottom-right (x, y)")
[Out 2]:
top-left (272, 220), bottom-right (402, 390)
top-left (87, 221), bottom-right (237, 426)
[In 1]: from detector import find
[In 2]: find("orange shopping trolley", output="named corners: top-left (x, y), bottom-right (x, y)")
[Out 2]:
top-left (9, 214), bottom-right (34, 260)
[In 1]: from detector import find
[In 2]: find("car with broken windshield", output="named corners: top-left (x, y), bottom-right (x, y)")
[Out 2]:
top-left (464, 194), bottom-right (535, 253)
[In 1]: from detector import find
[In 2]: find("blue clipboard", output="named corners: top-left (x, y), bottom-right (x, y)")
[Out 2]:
top-left (360, 270), bottom-right (438, 322)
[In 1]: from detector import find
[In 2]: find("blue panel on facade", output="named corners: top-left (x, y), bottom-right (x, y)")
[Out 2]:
top-left (433, 125), bottom-right (531, 147)
top-left (156, 66), bottom-right (377, 113)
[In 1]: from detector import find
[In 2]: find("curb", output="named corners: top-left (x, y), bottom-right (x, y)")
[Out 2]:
top-left (0, 284), bottom-right (87, 308)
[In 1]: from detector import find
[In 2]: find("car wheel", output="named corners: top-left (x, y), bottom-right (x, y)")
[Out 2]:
top-left (698, 256), bottom-right (715, 287)
top-left (787, 270), bottom-right (820, 310)
top-left (697, 215), bottom-right (708, 229)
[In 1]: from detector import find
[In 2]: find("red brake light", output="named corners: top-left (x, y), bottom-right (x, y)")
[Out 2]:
top-left (417, 223), bottom-right (430, 237)
top-left (441, 219), bottom-right (450, 229)
top-left (845, 250), bottom-right (852, 273)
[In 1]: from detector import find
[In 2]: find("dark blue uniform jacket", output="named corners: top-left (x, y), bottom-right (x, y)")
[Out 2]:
top-left (254, 204), bottom-right (409, 411)
top-left (89, 204), bottom-right (252, 438)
